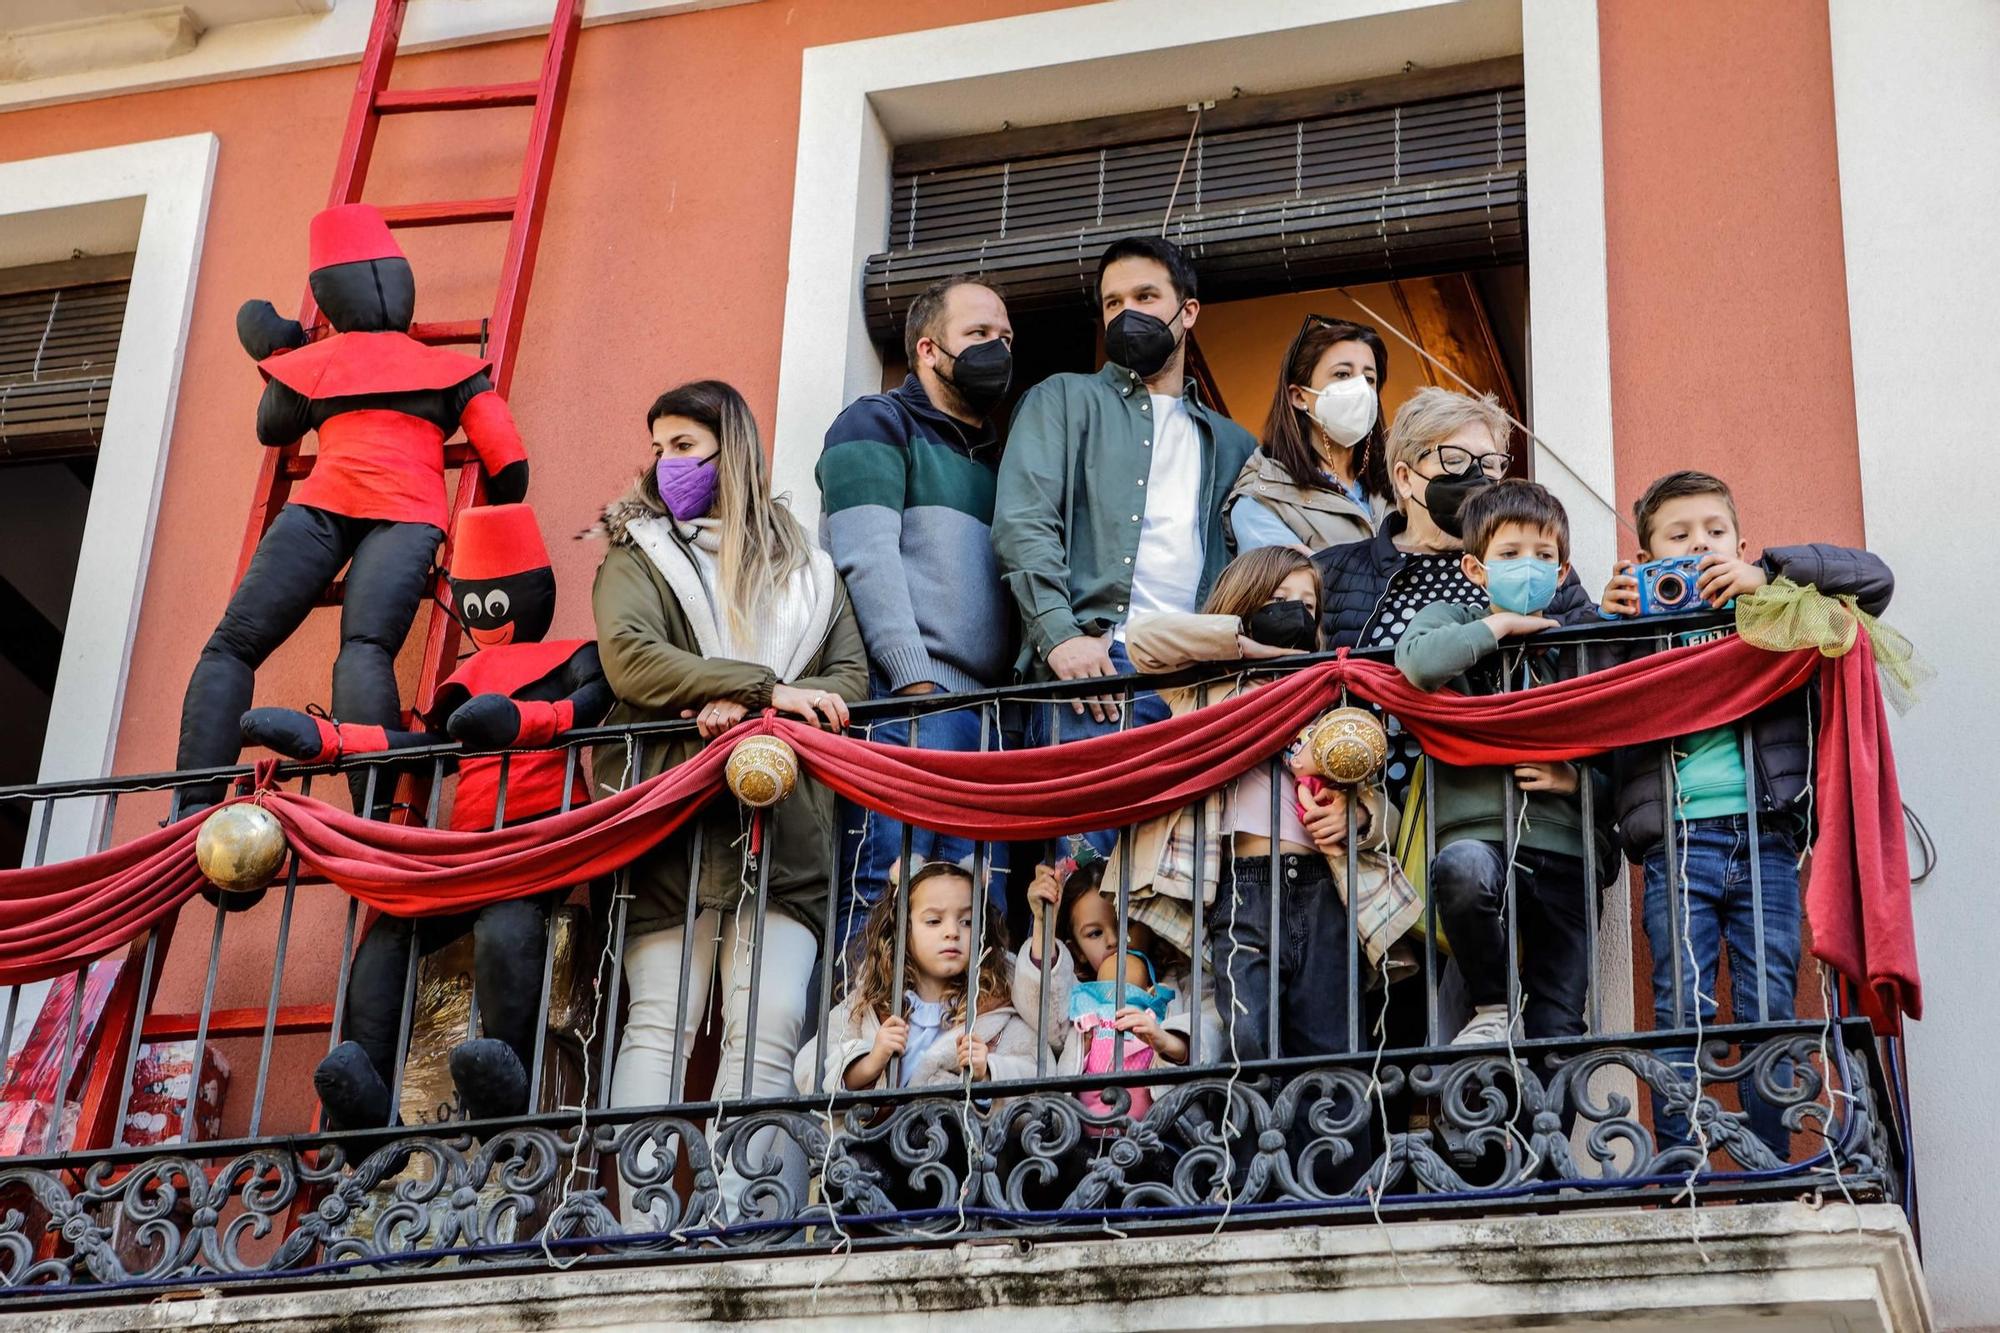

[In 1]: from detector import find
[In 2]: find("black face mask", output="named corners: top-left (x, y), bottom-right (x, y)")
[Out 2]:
top-left (937, 337), bottom-right (1013, 415)
top-left (1102, 305), bottom-right (1186, 379)
top-left (1245, 598), bottom-right (1318, 652)
top-left (1411, 469), bottom-right (1494, 540)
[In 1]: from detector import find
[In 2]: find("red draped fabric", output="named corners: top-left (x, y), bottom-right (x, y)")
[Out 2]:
top-left (0, 633), bottom-right (1917, 1029)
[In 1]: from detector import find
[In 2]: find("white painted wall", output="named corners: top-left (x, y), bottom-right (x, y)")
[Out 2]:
top-left (1828, 2), bottom-right (2000, 1327)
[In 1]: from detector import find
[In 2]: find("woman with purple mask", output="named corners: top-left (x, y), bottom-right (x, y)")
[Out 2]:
top-left (587, 379), bottom-right (867, 1230)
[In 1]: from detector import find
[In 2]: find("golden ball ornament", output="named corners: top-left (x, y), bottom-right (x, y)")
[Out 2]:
top-left (1307, 707), bottom-right (1390, 785)
top-left (725, 735), bottom-right (799, 809)
top-left (195, 804), bottom-right (289, 895)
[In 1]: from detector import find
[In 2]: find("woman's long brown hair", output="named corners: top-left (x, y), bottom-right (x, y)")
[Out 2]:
top-left (1261, 317), bottom-right (1390, 501)
top-left (850, 863), bottom-right (1011, 1030)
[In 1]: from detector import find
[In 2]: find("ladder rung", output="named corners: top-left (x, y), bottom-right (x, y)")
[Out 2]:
top-left (374, 81), bottom-right (539, 114)
top-left (380, 197), bottom-right (516, 228)
top-left (142, 1003), bottom-right (333, 1043)
top-left (279, 454), bottom-right (315, 481)
top-left (410, 319), bottom-right (486, 346)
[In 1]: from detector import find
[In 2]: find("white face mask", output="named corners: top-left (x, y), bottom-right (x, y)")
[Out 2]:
top-left (1302, 376), bottom-right (1377, 449)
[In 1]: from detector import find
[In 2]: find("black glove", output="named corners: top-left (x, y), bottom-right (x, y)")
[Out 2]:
top-left (236, 299), bottom-right (307, 360)
top-left (446, 694), bottom-right (522, 749)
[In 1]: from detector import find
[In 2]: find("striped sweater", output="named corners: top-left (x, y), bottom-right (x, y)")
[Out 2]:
top-left (814, 376), bottom-right (1011, 693)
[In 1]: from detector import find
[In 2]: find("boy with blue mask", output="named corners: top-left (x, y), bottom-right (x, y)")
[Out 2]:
top-left (1395, 479), bottom-right (1613, 1046)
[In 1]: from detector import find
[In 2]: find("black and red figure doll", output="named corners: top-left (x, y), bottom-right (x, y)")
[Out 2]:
top-left (175, 202), bottom-right (531, 817)
top-left (242, 503), bottom-right (610, 1127)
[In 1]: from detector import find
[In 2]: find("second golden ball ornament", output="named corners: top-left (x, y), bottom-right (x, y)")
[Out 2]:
top-left (1307, 706), bottom-right (1390, 785)
top-left (725, 735), bottom-right (799, 808)
top-left (194, 803), bottom-right (290, 895)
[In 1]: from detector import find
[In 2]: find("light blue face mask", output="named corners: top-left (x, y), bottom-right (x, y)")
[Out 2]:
top-left (1482, 556), bottom-right (1561, 615)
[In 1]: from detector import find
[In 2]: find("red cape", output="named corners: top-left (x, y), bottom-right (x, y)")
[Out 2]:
top-left (428, 639), bottom-right (589, 726)
top-left (259, 331), bottom-right (490, 399)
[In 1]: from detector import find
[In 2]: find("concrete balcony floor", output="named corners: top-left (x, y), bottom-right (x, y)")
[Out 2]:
top-left (0, 1201), bottom-right (1928, 1332)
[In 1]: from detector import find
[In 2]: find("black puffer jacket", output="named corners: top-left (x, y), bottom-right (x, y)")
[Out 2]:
top-left (1608, 542), bottom-right (1894, 857)
top-left (1311, 512), bottom-right (1598, 650)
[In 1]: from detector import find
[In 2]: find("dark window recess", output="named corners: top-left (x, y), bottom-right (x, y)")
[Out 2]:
top-left (0, 262), bottom-right (133, 461)
top-left (865, 74), bottom-right (1524, 345)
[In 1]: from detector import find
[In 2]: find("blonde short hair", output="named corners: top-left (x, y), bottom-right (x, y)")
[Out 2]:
top-left (1385, 386), bottom-right (1512, 477)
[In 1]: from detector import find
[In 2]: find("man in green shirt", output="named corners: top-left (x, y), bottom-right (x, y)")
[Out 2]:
top-left (993, 236), bottom-right (1255, 770)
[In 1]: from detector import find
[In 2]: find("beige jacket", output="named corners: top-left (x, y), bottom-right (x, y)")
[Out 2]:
top-left (793, 991), bottom-right (1045, 1093)
top-left (1224, 450), bottom-right (1388, 551)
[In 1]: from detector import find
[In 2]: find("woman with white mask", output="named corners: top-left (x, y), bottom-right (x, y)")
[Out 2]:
top-left (1224, 315), bottom-right (1393, 552)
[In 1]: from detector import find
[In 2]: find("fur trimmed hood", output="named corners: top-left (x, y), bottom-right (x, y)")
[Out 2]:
top-left (582, 476), bottom-right (663, 546)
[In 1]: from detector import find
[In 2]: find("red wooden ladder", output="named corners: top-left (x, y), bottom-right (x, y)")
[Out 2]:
top-left (230, 0), bottom-right (583, 720)
top-left (67, 0), bottom-right (586, 1160)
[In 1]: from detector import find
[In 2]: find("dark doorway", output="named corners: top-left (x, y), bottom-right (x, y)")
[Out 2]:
top-left (0, 254), bottom-right (130, 867)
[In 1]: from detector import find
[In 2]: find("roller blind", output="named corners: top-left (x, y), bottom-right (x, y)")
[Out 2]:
top-left (0, 272), bottom-right (131, 459)
top-left (864, 82), bottom-right (1524, 343)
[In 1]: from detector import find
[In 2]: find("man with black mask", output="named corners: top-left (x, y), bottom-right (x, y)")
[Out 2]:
top-left (816, 274), bottom-right (1015, 967)
top-left (993, 236), bottom-right (1256, 852)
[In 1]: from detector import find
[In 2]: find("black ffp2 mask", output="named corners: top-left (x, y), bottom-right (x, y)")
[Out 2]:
top-left (938, 337), bottom-right (1013, 415)
top-left (1103, 305), bottom-right (1186, 379)
top-left (1246, 598), bottom-right (1318, 652)
top-left (1414, 470), bottom-right (1494, 540)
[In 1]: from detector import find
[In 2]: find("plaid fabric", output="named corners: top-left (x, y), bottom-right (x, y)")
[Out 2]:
top-left (1113, 777), bottom-right (1420, 970)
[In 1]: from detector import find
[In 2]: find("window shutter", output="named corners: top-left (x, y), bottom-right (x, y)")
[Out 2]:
top-left (864, 82), bottom-right (1524, 343)
top-left (0, 276), bottom-right (131, 459)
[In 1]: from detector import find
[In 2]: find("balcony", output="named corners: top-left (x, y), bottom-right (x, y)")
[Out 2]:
top-left (0, 613), bottom-right (1925, 1327)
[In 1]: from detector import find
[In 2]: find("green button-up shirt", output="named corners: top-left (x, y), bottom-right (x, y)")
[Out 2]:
top-left (993, 362), bottom-right (1257, 676)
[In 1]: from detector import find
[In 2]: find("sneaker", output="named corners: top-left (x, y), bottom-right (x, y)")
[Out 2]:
top-left (1450, 1004), bottom-right (1516, 1047)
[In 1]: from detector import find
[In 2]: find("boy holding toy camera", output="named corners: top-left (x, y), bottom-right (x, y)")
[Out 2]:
top-left (1395, 480), bottom-right (1613, 1048)
top-left (1599, 469), bottom-right (1893, 1159)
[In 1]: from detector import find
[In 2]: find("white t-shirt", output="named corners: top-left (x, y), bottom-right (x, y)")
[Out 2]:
top-left (1120, 393), bottom-right (1204, 637)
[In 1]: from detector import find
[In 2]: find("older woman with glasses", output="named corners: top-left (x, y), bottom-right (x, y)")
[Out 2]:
top-left (1311, 387), bottom-right (1596, 794)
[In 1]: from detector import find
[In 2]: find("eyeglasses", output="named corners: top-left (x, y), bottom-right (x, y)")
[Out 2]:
top-left (1421, 444), bottom-right (1513, 480)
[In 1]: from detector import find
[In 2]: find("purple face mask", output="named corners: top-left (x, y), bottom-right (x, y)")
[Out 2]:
top-left (656, 455), bottom-right (719, 522)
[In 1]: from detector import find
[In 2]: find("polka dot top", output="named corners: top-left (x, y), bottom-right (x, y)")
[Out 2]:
top-left (1360, 553), bottom-right (1490, 802)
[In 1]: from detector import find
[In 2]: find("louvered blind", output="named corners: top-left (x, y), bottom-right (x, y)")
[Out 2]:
top-left (864, 85), bottom-right (1524, 342)
top-left (0, 277), bottom-right (130, 458)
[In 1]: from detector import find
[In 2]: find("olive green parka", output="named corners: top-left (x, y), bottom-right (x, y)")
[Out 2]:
top-left (589, 497), bottom-right (868, 942)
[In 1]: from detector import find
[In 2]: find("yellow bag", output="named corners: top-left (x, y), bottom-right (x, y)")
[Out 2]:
top-left (1394, 755), bottom-right (1452, 956)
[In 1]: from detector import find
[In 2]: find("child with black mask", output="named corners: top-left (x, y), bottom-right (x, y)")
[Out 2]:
top-left (1117, 547), bottom-right (1413, 1064)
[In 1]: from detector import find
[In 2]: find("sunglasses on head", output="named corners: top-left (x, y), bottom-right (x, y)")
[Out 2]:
top-left (1281, 312), bottom-right (1380, 385)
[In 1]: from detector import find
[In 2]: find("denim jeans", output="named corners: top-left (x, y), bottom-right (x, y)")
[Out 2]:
top-left (1020, 638), bottom-right (1172, 860)
top-left (1430, 839), bottom-right (1590, 1040)
top-left (1209, 852), bottom-right (1357, 1062)
top-left (1642, 814), bottom-right (1802, 1160)
top-left (834, 704), bottom-right (1009, 980)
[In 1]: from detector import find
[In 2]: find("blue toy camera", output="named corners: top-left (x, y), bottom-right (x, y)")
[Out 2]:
top-left (1635, 555), bottom-right (1706, 616)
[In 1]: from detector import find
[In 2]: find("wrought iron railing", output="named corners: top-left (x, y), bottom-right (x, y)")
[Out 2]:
top-left (0, 613), bottom-right (1910, 1304)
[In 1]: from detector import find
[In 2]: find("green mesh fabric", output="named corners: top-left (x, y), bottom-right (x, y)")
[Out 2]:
top-left (1734, 577), bottom-right (1932, 714)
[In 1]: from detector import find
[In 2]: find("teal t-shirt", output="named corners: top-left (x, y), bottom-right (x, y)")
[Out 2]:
top-left (1672, 624), bottom-right (1749, 819)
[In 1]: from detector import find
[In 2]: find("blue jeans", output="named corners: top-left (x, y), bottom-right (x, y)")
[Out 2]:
top-left (1642, 814), bottom-right (1802, 1161)
top-left (834, 704), bottom-right (1009, 979)
top-left (1019, 638), bottom-right (1171, 860)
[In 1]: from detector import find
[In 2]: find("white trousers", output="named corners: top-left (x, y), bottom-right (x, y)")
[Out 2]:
top-left (609, 906), bottom-right (816, 1227)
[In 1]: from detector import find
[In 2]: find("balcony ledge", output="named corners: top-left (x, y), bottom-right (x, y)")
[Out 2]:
top-left (0, 1201), bottom-right (1930, 1332)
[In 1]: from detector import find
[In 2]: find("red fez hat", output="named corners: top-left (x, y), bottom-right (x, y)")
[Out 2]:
top-left (308, 204), bottom-right (405, 271)
top-left (451, 503), bottom-right (551, 582)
